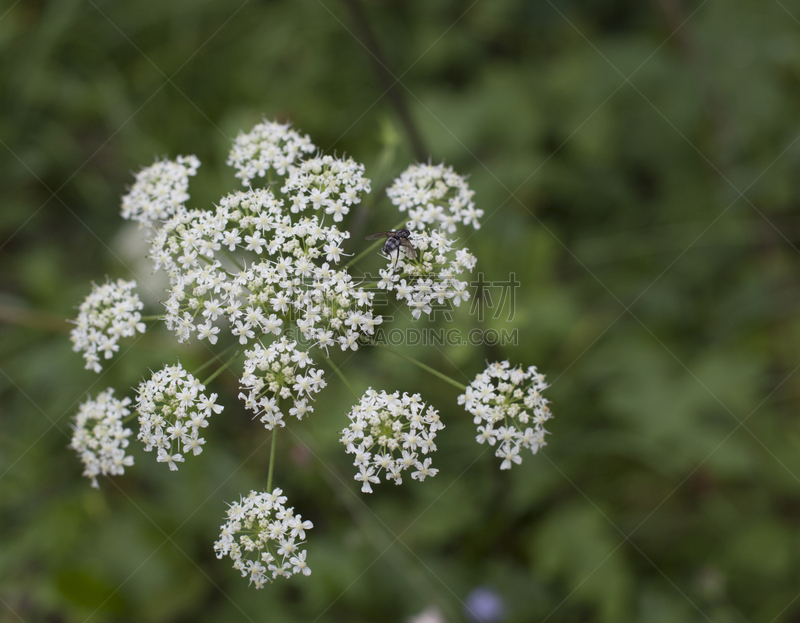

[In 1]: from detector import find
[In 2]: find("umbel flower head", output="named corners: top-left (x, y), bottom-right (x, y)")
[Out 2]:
top-left (239, 337), bottom-right (327, 430)
top-left (135, 362), bottom-right (223, 470)
top-left (228, 119), bottom-right (316, 184)
top-left (376, 229), bottom-right (476, 319)
top-left (281, 154), bottom-right (370, 222)
top-left (69, 278), bottom-right (147, 373)
top-left (214, 488), bottom-right (313, 588)
top-left (143, 123), bottom-right (379, 353)
top-left (69, 388), bottom-right (135, 488)
top-left (458, 361), bottom-right (552, 469)
top-left (340, 388), bottom-right (444, 493)
top-left (121, 155), bottom-right (200, 228)
top-left (387, 162), bottom-right (483, 232)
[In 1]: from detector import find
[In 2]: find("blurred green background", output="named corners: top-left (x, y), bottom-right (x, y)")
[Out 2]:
top-left (2, 0), bottom-right (800, 621)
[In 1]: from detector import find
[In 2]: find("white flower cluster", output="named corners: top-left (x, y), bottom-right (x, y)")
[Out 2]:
top-left (458, 361), bottom-right (552, 470)
top-left (376, 230), bottom-right (477, 319)
top-left (135, 362), bottom-right (223, 470)
top-left (239, 338), bottom-right (327, 429)
top-left (63, 117), bottom-right (498, 593)
top-left (148, 188), bottom-right (276, 343)
top-left (149, 181), bottom-right (380, 350)
top-left (282, 155), bottom-right (370, 222)
top-left (121, 155), bottom-right (200, 228)
top-left (214, 488), bottom-right (313, 588)
top-left (387, 162), bottom-right (483, 232)
top-left (340, 389), bottom-right (443, 493)
top-left (69, 278), bottom-right (147, 373)
top-left (228, 119), bottom-right (316, 185)
top-left (69, 389), bottom-right (135, 488)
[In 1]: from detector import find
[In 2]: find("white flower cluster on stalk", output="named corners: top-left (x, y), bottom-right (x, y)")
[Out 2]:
top-left (282, 155), bottom-right (370, 222)
top-left (69, 278), bottom-right (147, 373)
top-left (239, 337), bottom-right (327, 429)
top-left (387, 162), bottom-right (483, 232)
top-left (121, 155), bottom-right (200, 228)
top-left (69, 389), bottom-right (135, 488)
top-left (135, 362), bottom-right (223, 471)
top-left (228, 120), bottom-right (316, 184)
top-left (376, 230), bottom-right (477, 319)
top-left (458, 361), bottom-right (552, 469)
top-left (213, 488), bottom-right (313, 588)
top-left (65, 117), bottom-right (537, 591)
top-left (340, 388), bottom-right (444, 493)
top-left (142, 143), bottom-right (379, 352)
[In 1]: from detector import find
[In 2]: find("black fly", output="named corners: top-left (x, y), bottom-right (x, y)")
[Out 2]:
top-left (365, 228), bottom-right (416, 268)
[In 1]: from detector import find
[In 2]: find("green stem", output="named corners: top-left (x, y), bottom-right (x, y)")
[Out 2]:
top-left (324, 355), bottom-right (360, 399)
top-left (193, 343), bottom-right (237, 376)
top-left (222, 249), bottom-right (244, 271)
top-left (140, 315), bottom-right (162, 321)
top-left (345, 217), bottom-right (408, 268)
top-left (346, 239), bottom-right (384, 268)
top-left (373, 343), bottom-right (466, 391)
top-left (266, 424), bottom-right (278, 492)
top-left (201, 349), bottom-right (241, 386)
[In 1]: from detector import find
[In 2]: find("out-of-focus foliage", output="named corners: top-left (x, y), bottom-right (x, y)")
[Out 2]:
top-left (2, 0), bottom-right (800, 621)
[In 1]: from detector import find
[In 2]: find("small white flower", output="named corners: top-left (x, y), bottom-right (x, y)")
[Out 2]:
top-left (290, 551), bottom-right (312, 577)
top-left (341, 389), bottom-right (443, 492)
top-left (458, 362), bottom-right (552, 469)
top-left (197, 322), bottom-right (220, 344)
top-left (354, 466), bottom-right (380, 493)
top-left (69, 389), bottom-right (135, 488)
top-left (411, 457), bottom-right (438, 481)
top-left (214, 489), bottom-right (313, 588)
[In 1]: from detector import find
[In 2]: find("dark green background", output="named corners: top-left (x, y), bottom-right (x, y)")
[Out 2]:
top-left (2, 0), bottom-right (800, 621)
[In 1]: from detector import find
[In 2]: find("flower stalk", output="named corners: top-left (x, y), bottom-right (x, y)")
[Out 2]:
top-left (373, 343), bottom-right (466, 391)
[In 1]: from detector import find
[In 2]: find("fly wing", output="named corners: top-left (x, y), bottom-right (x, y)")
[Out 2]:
top-left (365, 231), bottom-right (393, 240)
top-left (399, 237), bottom-right (417, 260)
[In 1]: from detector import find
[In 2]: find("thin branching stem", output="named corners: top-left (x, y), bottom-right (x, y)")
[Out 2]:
top-left (266, 424), bottom-right (278, 492)
top-left (201, 349), bottom-right (242, 386)
top-left (324, 355), bottom-right (360, 399)
top-left (193, 343), bottom-right (238, 376)
top-left (373, 343), bottom-right (466, 391)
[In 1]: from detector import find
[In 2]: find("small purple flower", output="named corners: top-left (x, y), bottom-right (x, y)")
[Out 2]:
top-left (464, 586), bottom-right (506, 623)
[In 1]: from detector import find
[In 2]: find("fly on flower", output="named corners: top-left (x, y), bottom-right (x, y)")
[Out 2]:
top-left (366, 228), bottom-right (416, 268)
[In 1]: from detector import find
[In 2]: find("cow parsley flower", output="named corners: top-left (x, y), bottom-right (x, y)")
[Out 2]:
top-left (213, 488), bottom-right (313, 588)
top-left (282, 154), bottom-right (371, 221)
top-left (239, 338), bottom-right (327, 429)
top-left (228, 119), bottom-right (316, 185)
top-left (69, 278), bottom-right (147, 373)
top-left (121, 155), bottom-right (200, 228)
top-left (387, 162), bottom-right (483, 232)
top-left (135, 121), bottom-right (379, 352)
top-left (135, 362), bottom-right (223, 470)
top-left (376, 229), bottom-right (476, 320)
top-left (148, 181), bottom-right (380, 350)
top-left (69, 389), bottom-right (135, 488)
top-left (458, 362), bottom-right (552, 469)
top-left (340, 389), bottom-right (443, 493)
